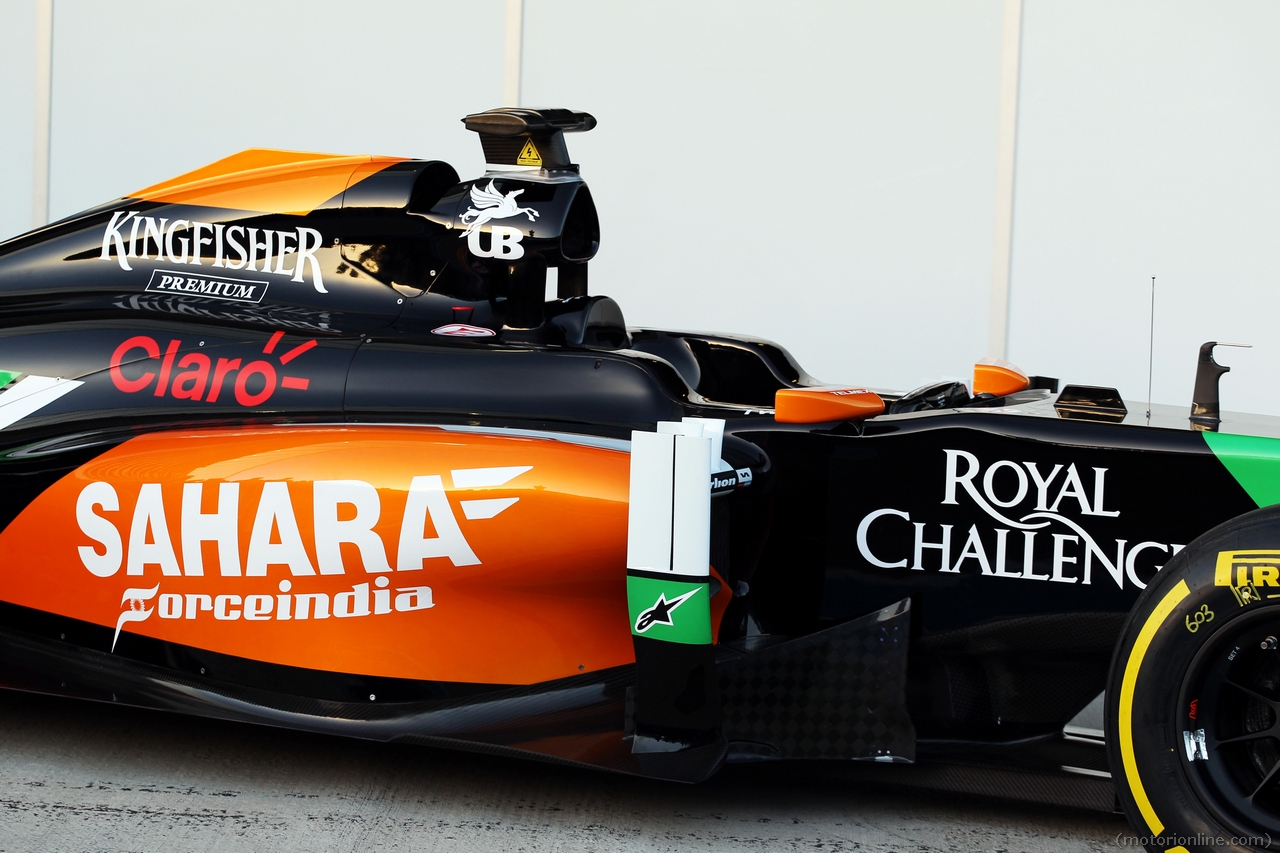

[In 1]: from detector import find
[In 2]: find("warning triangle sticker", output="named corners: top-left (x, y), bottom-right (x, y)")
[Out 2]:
top-left (516, 139), bottom-right (542, 167)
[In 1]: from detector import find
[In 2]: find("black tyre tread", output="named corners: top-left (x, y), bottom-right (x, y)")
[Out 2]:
top-left (1106, 505), bottom-right (1280, 853)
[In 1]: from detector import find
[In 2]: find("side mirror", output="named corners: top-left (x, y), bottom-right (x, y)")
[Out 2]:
top-left (1190, 341), bottom-right (1250, 432)
top-left (774, 387), bottom-right (884, 424)
top-left (973, 358), bottom-right (1030, 396)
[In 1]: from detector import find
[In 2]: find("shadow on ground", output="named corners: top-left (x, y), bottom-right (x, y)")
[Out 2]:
top-left (0, 689), bottom-right (1133, 852)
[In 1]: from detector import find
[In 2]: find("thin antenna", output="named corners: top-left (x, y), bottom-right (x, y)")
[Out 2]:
top-left (1146, 276), bottom-right (1155, 425)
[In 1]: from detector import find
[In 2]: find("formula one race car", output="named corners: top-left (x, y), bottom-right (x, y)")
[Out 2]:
top-left (1, 107), bottom-right (1278, 851)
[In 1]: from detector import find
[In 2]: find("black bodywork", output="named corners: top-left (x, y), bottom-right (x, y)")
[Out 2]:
top-left (0, 108), bottom-right (1263, 808)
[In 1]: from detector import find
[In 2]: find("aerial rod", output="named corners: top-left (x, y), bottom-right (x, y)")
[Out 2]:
top-left (1146, 275), bottom-right (1155, 426)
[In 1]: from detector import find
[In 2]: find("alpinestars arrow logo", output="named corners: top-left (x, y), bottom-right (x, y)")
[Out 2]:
top-left (633, 588), bottom-right (700, 634)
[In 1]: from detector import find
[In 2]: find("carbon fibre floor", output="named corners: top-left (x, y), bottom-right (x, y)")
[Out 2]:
top-left (0, 690), bottom-right (1131, 852)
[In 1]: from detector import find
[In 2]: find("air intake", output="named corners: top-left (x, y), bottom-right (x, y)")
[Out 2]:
top-left (462, 107), bottom-right (597, 172)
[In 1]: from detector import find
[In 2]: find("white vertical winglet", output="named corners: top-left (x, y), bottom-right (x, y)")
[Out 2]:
top-left (671, 433), bottom-right (712, 577)
top-left (682, 417), bottom-right (727, 472)
top-left (627, 430), bottom-right (675, 572)
top-left (656, 420), bottom-right (700, 437)
top-left (0, 376), bottom-right (83, 430)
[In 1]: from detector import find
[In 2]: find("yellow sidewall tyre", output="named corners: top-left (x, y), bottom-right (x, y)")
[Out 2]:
top-left (1107, 506), bottom-right (1280, 852)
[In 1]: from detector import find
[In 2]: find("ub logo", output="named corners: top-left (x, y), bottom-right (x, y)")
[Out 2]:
top-left (459, 181), bottom-right (539, 259)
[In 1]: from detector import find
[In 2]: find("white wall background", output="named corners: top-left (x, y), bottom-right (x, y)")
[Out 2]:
top-left (1, 1), bottom-right (1278, 413)
top-left (1010, 0), bottom-right (1280, 415)
top-left (523, 0), bottom-right (1003, 393)
top-left (0, 0), bottom-right (36, 243)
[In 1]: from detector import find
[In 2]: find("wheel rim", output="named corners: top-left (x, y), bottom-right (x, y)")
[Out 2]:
top-left (1180, 607), bottom-right (1280, 837)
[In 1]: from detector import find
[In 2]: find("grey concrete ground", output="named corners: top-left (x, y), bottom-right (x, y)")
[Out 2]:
top-left (0, 689), bottom-right (1134, 852)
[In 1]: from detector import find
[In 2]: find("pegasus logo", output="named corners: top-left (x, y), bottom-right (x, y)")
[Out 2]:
top-left (633, 588), bottom-right (700, 634)
top-left (460, 181), bottom-right (540, 235)
top-left (459, 181), bottom-right (539, 259)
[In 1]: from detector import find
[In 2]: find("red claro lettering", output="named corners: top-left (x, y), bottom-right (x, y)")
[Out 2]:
top-left (109, 332), bottom-right (314, 407)
top-left (109, 335), bottom-right (160, 393)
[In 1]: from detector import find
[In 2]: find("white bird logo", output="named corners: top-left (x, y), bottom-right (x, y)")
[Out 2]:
top-left (459, 180), bottom-right (540, 237)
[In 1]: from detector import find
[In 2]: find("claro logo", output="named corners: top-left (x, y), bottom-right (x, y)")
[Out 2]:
top-left (855, 449), bottom-right (1184, 590)
top-left (110, 331), bottom-right (314, 406)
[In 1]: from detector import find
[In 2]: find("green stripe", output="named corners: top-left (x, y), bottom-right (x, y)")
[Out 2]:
top-left (626, 575), bottom-right (711, 645)
top-left (0, 371), bottom-right (21, 390)
top-left (1205, 431), bottom-right (1280, 507)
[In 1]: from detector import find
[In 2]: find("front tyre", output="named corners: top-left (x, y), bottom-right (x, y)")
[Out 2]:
top-left (1107, 507), bottom-right (1280, 852)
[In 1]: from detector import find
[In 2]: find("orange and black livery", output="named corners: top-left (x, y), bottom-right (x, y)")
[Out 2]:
top-left (1, 108), bottom-right (1279, 848)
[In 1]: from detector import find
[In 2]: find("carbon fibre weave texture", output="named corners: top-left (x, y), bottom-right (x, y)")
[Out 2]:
top-left (718, 598), bottom-right (915, 761)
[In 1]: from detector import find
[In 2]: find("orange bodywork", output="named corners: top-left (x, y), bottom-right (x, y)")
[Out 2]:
top-left (129, 149), bottom-right (408, 215)
top-left (973, 359), bottom-right (1030, 397)
top-left (774, 387), bottom-right (885, 424)
top-left (0, 426), bottom-right (729, 685)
